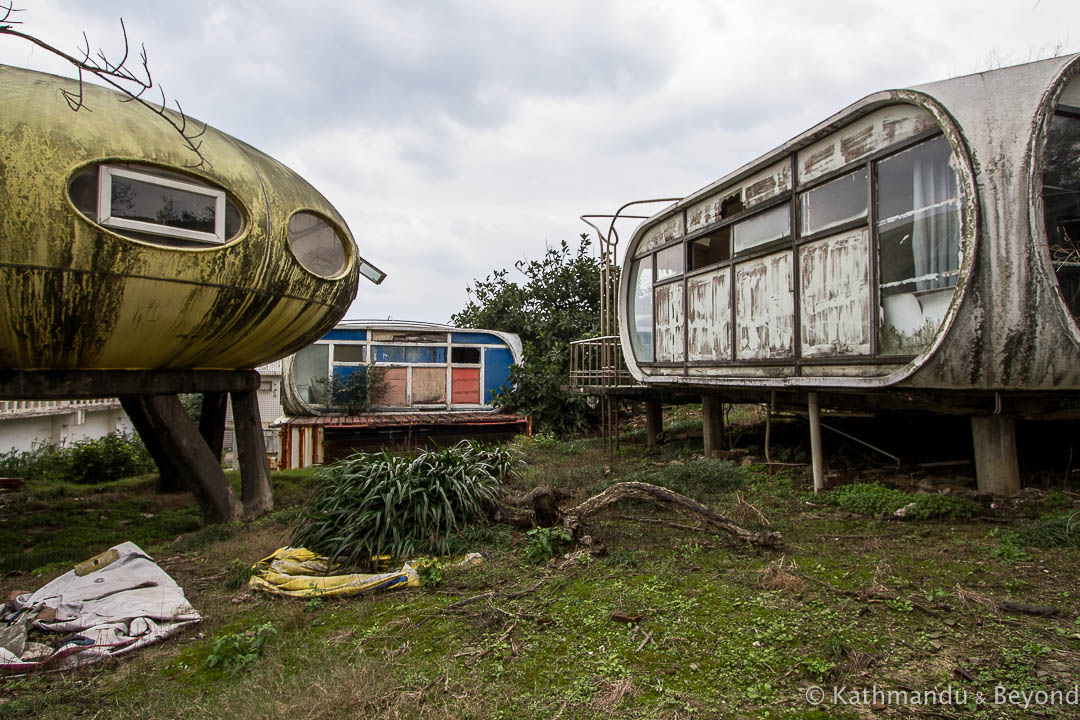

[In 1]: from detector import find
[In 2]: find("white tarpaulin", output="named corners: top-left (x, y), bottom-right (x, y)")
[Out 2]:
top-left (0, 542), bottom-right (200, 674)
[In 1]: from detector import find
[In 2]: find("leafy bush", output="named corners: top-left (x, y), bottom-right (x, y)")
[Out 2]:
top-left (0, 432), bottom-right (155, 484)
top-left (291, 441), bottom-right (518, 568)
top-left (223, 558), bottom-right (255, 591)
top-left (451, 236), bottom-right (602, 435)
top-left (522, 526), bottom-right (572, 563)
top-left (822, 483), bottom-right (978, 520)
top-left (205, 622), bottom-right (277, 674)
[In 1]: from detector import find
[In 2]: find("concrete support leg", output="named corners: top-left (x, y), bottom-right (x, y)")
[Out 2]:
top-left (808, 392), bottom-right (824, 492)
top-left (645, 398), bottom-right (663, 447)
top-left (199, 391), bottom-right (228, 463)
top-left (121, 394), bottom-right (242, 523)
top-left (231, 388), bottom-right (274, 518)
top-left (971, 415), bottom-right (1021, 496)
top-left (121, 396), bottom-right (185, 494)
top-left (702, 395), bottom-right (724, 457)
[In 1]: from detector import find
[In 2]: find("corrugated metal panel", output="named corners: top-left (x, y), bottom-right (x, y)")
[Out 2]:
top-left (654, 281), bottom-right (685, 362)
top-left (687, 267), bottom-right (731, 361)
top-left (735, 251), bottom-right (794, 360)
top-left (798, 228), bottom-right (871, 357)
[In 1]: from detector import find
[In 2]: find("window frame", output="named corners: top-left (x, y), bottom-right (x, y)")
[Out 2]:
top-left (97, 165), bottom-right (227, 244)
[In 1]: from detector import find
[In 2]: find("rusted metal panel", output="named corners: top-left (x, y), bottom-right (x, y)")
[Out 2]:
top-left (451, 367), bottom-right (481, 404)
top-left (654, 282), bottom-right (685, 362)
top-left (798, 105), bottom-right (937, 185)
top-left (687, 268), bottom-right (731, 361)
top-left (380, 368), bottom-right (408, 405)
top-left (798, 228), bottom-right (871, 357)
top-left (686, 161), bottom-right (792, 234)
top-left (411, 366), bottom-right (447, 404)
top-left (637, 214), bottom-right (684, 255)
top-left (735, 252), bottom-right (794, 360)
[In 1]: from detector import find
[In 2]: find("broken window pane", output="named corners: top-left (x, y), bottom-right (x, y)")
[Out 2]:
top-left (1043, 113), bottom-right (1080, 323)
top-left (333, 344), bottom-right (366, 363)
top-left (732, 203), bottom-right (790, 254)
top-left (451, 346), bottom-right (481, 364)
top-left (655, 244), bottom-right (683, 280)
top-left (628, 256), bottom-right (654, 362)
top-left (689, 228), bottom-right (731, 270)
top-left (799, 168), bottom-right (868, 236)
top-left (876, 135), bottom-right (961, 355)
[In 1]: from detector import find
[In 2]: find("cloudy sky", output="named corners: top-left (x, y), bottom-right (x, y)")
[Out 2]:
top-left (2, 1), bottom-right (1077, 324)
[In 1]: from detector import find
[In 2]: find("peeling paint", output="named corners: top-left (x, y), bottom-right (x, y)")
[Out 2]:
top-left (798, 105), bottom-right (937, 185)
top-left (798, 229), bottom-right (871, 357)
top-left (687, 268), bottom-right (731, 361)
top-left (685, 161), bottom-right (791, 234)
top-left (654, 281), bottom-right (684, 362)
top-left (637, 214), bottom-right (684, 254)
top-left (735, 252), bottom-right (794, 360)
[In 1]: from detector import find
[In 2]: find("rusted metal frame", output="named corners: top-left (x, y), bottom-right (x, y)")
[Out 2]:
top-left (868, 156), bottom-right (881, 356)
top-left (800, 355), bottom-right (913, 366)
top-left (790, 154), bottom-right (802, 377)
top-left (794, 216), bottom-right (870, 248)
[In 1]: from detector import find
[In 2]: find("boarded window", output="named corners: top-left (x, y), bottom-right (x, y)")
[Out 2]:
top-left (451, 367), bottom-right (481, 404)
top-left (379, 367), bottom-right (408, 405)
top-left (412, 367), bottom-right (447, 404)
top-left (733, 203), bottom-right (790, 254)
top-left (332, 344), bottom-right (366, 363)
top-left (799, 168), bottom-right (868, 236)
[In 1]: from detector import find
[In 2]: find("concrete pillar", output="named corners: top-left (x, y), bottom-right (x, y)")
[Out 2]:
top-left (645, 397), bottom-right (663, 447)
top-left (702, 395), bottom-right (724, 457)
top-left (971, 415), bottom-right (1021, 495)
top-left (808, 392), bottom-right (824, 492)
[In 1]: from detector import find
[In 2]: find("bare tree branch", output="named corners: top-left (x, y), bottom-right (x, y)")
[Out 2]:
top-left (0, 2), bottom-right (209, 168)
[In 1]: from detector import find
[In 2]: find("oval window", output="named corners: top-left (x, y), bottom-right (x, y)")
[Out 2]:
top-left (287, 212), bottom-right (348, 278)
top-left (68, 163), bottom-right (245, 246)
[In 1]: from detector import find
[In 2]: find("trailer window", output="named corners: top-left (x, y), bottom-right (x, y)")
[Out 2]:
top-left (628, 256), bottom-right (654, 362)
top-left (799, 168), bottom-right (868, 236)
top-left (689, 229), bottom-right (730, 270)
top-left (1043, 112), bottom-right (1080, 323)
top-left (655, 244), bottom-right (683, 280)
top-left (733, 203), bottom-right (790, 254)
top-left (876, 135), bottom-right (961, 355)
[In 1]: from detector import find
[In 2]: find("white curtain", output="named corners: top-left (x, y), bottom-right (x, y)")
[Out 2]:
top-left (911, 154), bottom-right (959, 292)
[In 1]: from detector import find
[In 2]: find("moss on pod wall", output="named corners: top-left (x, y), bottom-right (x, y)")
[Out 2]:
top-left (0, 65), bottom-right (362, 370)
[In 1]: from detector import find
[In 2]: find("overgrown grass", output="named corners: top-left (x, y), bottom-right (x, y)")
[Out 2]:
top-left (1001, 510), bottom-right (1080, 548)
top-left (821, 482), bottom-right (979, 520)
top-left (290, 441), bottom-right (520, 568)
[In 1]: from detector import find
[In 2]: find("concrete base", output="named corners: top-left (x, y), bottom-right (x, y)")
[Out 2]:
top-left (971, 415), bottom-right (1021, 495)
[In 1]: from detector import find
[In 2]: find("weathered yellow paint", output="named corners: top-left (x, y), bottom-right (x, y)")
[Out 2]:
top-left (0, 65), bottom-right (362, 370)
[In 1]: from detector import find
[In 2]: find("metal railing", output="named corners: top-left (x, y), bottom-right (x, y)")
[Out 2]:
top-left (0, 398), bottom-right (121, 416)
top-left (569, 336), bottom-right (638, 390)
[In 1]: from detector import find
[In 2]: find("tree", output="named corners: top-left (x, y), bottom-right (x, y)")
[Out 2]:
top-left (451, 235), bottom-right (602, 435)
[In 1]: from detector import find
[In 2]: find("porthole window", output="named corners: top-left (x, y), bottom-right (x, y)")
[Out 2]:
top-left (287, 212), bottom-right (348, 278)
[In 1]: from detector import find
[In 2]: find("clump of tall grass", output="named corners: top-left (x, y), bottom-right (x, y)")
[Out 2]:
top-left (291, 441), bottom-right (522, 569)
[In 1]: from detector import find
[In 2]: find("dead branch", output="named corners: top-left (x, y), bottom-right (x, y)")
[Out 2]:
top-left (0, 2), bottom-right (208, 167)
top-left (561, 481), bottom-right (782, 547)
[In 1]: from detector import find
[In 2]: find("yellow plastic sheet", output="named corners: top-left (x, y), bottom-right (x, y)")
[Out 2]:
top-left (248, 547), bottom-right (482, 599)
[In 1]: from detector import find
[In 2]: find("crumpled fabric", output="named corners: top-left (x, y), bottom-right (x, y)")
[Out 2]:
top-left (0, 542), bottom-right (200, 675)
top-left (248, 547), bottom-right (482, 598)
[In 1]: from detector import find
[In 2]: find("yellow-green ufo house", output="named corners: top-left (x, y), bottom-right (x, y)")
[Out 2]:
top-left (0, 65), bottom-right (384, 372)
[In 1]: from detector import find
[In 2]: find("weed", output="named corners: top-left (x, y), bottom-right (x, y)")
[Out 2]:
top-left (522, 526), bottom-right (572, 563)
top-left (822, 483), bottom-right (977, 520)
top-left (223, 558), bottom-right (255, 591)
top-left (304, 597), bottom-right (324, 613)
top-left (0, 432), bottom-right (155, 485)
top-left (1001, 511), bottom-right (1080, 548)
top-left (205, 622), bottom-right (277, 674)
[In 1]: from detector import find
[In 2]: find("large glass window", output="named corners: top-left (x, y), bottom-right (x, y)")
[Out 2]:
top-left (374, 346), bottom-right (447, 364)
top-left (689, 229), bottom-right (730, 270)
top-left (655, 244), bottom-right (683, 280)
top-left (799, 168), bottom-right (868, 236)
top-left (1043, 113), bottom-right (1080, 323)
top-left (876, 135), bottom-right (961, 355)
top-left (628, 257), bottom-right (654, 362)
top-left (292, 344), bottom-right (330, 405)
top-left (733, 203), bottom-right (790, 254)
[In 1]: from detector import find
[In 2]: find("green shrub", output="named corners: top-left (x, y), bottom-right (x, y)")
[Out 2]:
top-left (0, 432), bottom-right (155, 485)
top-left (291, 441), bottom-right (517, 568)
top-left (223, 558), bottom-right (255, 591)
top-left (205, 622), bottom-right (277, 674)
top-left (822, 483), bottom-right (978, 520)
top-left (314, 364), bottom-right (389, 415)
top-left (522, 526), bottom-right (572, 563)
